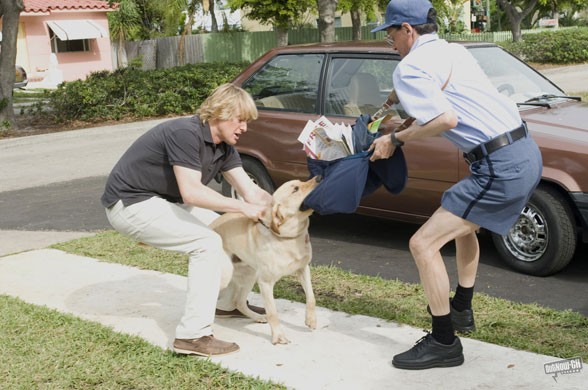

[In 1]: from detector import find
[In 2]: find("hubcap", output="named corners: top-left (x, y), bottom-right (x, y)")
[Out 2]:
top-left (501, 205), bottom-right (548, 262)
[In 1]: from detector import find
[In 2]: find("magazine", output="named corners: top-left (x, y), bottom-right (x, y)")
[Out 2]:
top-left (297, 116), bottom-right (354, 161)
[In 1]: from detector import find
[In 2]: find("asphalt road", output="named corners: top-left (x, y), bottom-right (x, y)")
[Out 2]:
top-left (0, 120), bottom-right (586, 316)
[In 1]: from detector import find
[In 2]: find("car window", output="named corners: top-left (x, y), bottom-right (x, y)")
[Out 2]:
top-left (242, 54), bottom-right (324, 114)
top-left (469, 46), bottom-right (562, 104)
top-left (325, 57), bottom-right (399, 117)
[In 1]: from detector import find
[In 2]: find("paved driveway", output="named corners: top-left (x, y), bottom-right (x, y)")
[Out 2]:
top-left (539, 63), bottom-right (588, 94)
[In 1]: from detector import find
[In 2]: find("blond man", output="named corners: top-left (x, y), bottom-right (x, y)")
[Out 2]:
top-left (102, 84), bottom-right (272, 356)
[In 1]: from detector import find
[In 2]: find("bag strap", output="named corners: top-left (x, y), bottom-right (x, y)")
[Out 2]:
top-left (441, 66), bottom-right (453, 91)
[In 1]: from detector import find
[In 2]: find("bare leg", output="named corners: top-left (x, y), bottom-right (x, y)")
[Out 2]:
top-left (455, 231), bottom-right (479, 288)
top-left (392, 207), bottom-right (478, 370)
top-left (408, 207), bottom-right (479, 316)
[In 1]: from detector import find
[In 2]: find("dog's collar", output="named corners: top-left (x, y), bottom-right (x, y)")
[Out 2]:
top-left (257, 218), bottom-right (287, 238)
top-left (257, 218), bottom-right (308, 239)
top-left (258, 219), bottom-right (271, 230)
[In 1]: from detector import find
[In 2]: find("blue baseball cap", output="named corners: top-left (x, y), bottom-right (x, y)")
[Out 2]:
top-left (371, 0), bottom-right (434, 33)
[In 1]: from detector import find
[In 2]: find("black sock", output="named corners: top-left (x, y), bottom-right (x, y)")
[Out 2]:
top-left (451, 284), bottom-right (474, 312)
top-left (431, 314), bottom-right (455, 345)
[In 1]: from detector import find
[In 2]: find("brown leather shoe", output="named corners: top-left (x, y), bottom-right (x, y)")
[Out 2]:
top-left (215, 302), bottom-right (266, 318)
top-left (173, 335), bottom-right (239, 356)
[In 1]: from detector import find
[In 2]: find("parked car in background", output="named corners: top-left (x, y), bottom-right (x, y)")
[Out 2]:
top-left (14, 65), bottom-right (28, 89)
top-left (225, 40), bottom-right (588, 277)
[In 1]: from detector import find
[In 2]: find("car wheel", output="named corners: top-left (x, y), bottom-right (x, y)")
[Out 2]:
top-left (221, 157), bottom-right (275, 199)
top-left (491, 185), bottom-right (577, 276)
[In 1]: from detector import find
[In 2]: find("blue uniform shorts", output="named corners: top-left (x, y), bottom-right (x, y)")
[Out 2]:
top-left (442, 135), bottom-right (542, 235)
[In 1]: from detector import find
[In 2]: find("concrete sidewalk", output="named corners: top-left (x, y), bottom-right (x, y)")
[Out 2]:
top-left (0, 248), bottom-right (585, 389)
top-left (0, 230), bottom-right (95, 257)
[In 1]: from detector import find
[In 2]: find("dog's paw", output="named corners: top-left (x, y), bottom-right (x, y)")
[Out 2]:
top-left (305, 317), bottom-right (317, 330)
top-left (271, 333), bottom-right (290, 345)
top-left (254, 315), bottom-right (268, 323)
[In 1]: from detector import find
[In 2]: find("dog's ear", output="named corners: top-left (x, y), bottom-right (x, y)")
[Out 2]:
top-left (270, 203), bottom-right (285, 235)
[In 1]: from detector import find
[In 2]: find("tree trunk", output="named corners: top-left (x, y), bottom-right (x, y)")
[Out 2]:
top-left (0, 0), bottom-right (24, 129)
top-left (178, 13), bottom-right (195, 65)
top-left (210, 0), bottom-right (218, 33)
top-left (276, 26), bottom-right (288, 47)
top-left (117, 34), bottom-right (128, 68)
top-left (511, 16), bottom-right (523, 42)
top-left (496, 0), bottom-right (539, 42)
top-left (317, 0), bottom-right (338, 43)
top-left (351, 9), bottom-right (361, 41)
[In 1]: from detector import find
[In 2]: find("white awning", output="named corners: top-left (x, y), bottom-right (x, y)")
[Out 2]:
top-left (47, 20), bottom-right (107, 41)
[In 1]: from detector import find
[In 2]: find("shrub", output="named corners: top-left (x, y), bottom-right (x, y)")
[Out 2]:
top-left (31, 62), bottom-right (249, 124)
top-left (501, 27), bottom-right (588, 64)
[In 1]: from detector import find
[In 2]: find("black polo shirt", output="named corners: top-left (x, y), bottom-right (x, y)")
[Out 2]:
top-left (101, 115), bottom-right (241, 208)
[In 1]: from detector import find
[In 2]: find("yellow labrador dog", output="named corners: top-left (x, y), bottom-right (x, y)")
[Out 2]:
top-left (210, 177), bottom-right (321, 344)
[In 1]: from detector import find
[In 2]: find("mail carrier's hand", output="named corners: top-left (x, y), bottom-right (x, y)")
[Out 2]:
top-left (368, 134), bottom-right (395, 161)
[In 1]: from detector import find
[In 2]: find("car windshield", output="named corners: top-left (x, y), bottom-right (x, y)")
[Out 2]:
top-left (469, 46), bottom-right (564, 107)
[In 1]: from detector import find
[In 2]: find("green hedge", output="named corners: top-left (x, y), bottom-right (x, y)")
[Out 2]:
top-left (32, 62), bottom-right (248, 123)
top-left (502, 27), bottom-right (588, 64)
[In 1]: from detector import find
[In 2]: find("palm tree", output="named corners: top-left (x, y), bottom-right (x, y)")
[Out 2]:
top-left (108, 0), bottom-right (141, 68)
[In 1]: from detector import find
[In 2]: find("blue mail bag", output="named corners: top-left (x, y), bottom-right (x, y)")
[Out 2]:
top-left (303, 147), bottom-right (408, 215)
top-left (302, 114), bottom-right (408, 215)
top-left (351, 113), bottom-right (408, 196)
top-left (304, 151), bottom-right (371, 215)
top-left (363, 147), bottom-right (407, 196)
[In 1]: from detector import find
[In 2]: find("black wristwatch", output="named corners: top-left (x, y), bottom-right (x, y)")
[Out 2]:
top-left (390, 130), bottom-right (405, 147)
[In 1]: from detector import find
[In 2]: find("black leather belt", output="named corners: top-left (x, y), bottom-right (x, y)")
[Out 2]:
top-left (463, 123), bottom-right (528, 164)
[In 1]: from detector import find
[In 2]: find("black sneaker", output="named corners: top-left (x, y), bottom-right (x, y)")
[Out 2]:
top-left (392, 332), bottom-right (464, 370)
top-left (427, 300), bottom-right (476, 333)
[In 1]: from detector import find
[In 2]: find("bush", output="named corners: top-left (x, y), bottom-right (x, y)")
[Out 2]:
top-left (31, 62), bottom-right (249, 124)
top-left (501, 27), bottom-right (588, 64)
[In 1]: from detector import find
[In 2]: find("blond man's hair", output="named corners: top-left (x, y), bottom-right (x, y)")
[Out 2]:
top-left (197, 83), bottom-right (258, 123)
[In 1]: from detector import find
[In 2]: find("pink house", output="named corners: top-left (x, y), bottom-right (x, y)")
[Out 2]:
top-left (15, 0), bottom-right (117, 84)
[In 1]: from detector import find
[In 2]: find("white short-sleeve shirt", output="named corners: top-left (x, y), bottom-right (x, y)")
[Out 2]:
top-left (393, 34), bottom-right (522, 152)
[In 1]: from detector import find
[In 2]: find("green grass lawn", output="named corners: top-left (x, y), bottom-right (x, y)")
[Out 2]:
top-left (3, 230), bottom-right (587, 388)
top-left (0, 295), bottom-right (282, 389)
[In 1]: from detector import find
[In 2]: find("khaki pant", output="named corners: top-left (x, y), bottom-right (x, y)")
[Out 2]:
top-left (105, 197), bottom-right (239, 339)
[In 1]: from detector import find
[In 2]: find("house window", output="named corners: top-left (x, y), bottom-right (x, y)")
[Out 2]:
top-left (49, 29), bottom-right (90, 53)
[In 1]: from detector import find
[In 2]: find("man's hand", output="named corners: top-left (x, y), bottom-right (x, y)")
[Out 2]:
top-left (368, 134), bottom-right (396, 161)
top-left (239, 202), bottom-right (267, 221)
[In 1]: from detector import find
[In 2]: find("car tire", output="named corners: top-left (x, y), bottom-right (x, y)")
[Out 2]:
top-left (221, 157), bottom-right (275, 199)
top-left (491, 185), bottom-right (577, 277)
